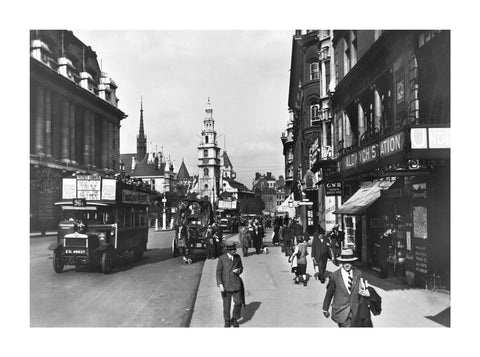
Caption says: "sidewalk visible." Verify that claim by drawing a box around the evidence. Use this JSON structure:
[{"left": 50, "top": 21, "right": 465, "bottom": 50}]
[
  {"left": 29, "top": 227, "right": 175, "bottom": 239},
  {"left": 30, "top": 231, "right": 57, "bottom": 238},
  {"left": 189, "top": 232, "right": 450, "bottom": 327}
]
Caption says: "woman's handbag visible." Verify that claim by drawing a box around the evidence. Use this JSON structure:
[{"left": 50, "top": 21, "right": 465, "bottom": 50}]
[{"left": 289, "top": 254, "right": 298, "bottom": 272}]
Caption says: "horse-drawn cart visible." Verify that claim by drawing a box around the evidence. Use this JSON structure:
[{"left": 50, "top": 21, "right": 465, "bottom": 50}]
[{"left": 172, "top": 198, "right": 215, "bottom": 263}]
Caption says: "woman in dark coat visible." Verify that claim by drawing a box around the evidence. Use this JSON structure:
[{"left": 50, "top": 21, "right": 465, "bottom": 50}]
[
  {"left": 272, "top": 223, "right": 280, "bottom": 246},
  {"left": 289, "top": 236, "right": 309, "bottom": 286}
]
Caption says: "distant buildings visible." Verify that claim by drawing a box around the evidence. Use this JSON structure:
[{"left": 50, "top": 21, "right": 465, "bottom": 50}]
[
  {"left": 252, "top": 172, "right": 287, "bottom": 214},
  {"left": 30, "top": 29, "right": 126, "bottom": 230},
  {"left": 120, "top": 99, "right": 180, "bottom": 194}
]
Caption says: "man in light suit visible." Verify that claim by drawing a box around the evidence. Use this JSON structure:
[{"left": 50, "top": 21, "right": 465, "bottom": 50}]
[
  {"left": 322, "top": 248, "right": 370, "bottom": 327},
  {"left": 216, "top": 241, "right": 245, "bottom": 327}
]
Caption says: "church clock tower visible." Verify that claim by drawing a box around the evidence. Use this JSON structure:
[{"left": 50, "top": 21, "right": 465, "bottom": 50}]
[{"left": 198, "top": 98, "right": 221, "bottom": 204}]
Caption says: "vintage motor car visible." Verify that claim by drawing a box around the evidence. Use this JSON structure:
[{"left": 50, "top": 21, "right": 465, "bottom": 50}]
[{"left": 49, "top": 175, "right": 152, "bottom": 274}]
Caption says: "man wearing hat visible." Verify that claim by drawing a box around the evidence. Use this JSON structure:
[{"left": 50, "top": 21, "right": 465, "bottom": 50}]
[
  {"left": 322, "top": 248, "right": 370, "bottom": 327},
  {"left": 216, "top": 241, "right": 245, "bottom": 327},
  {"left": 327, "top": 223, "right": 345, "bottom": 265}
]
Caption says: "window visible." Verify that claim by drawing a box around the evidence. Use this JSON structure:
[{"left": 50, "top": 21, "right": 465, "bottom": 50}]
[
  {"left": 326, "top": 122, "right": 332, "bottom": 147},
  {"left": 344, "top": 31, "right": 358, "bottom": 76},
  {"left": 204, "top": 168, "right": 209, "bottom": 177},
  {"left": 334, "top": 52, "right": 339, "bottom": 83},
  {"left": 205, "top": 135, "right": 209, "bottom": 144},
  {"left": 344, "top": 36, "right": 351, "bottom": 75},
  {"left": 310, "top": 62, "right": 319, "bottom": 80},
  {"left": 310, "top": 104, "right": 320, "bottom": 125},
  {"left": 351, "top": 31, "right": 358, "bottom": 67},
  {"left": 324, "top": 60, "right": 331, "bottom": 94},
  {"left": 203, "top": 149, "right": 208, "bottom": 157},
  {"left": 337, "top": 117, "right": 343, "bottom": 142}
]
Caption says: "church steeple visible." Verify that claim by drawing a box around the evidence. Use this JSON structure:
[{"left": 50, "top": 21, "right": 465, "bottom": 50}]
[
  {"left": 197, "top": 97, "right": 221, "bottom": 205},
  {"left": 136, "top": 96, "right": 147, "bottom": 161},
  {"left": 203, "top": 96, "right": 215, "bottom": 132}
]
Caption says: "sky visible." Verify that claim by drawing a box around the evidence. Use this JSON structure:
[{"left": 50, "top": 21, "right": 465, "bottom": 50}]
[{"left": 74, "top": 30, "right": 292, "bottom": 188}]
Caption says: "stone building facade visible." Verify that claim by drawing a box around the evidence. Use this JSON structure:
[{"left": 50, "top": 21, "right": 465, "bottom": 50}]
[{"left": 30, "top": 30, "right": 126, "bottom": 230}]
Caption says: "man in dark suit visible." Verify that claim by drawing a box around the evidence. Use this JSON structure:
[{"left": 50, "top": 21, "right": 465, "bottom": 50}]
[
  {"left": 281, "top": 219, "right": 294, "bottom": 257},
  {"left": 291, "top": 217, "right": 303, "bottom": 245},
  {"left": 311, "top": 230, "right": 330, "bottom": 283},
  {"left": 327, "top": 224, "right": 345, "bottom": 265},
  {"left": 322, "top": 249, "right": 370, "bottom": 327},
  {"left": 216, "top": 241, "right": 245, "bottom": 327},
  {"left": 212, "top": 222, "right": 223, "bottom": 258}
]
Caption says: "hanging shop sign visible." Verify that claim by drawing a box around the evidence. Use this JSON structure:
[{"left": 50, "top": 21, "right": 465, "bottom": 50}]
[
  {"left": 341, "top": 131, "right": 406, "bottom": 172},
  {"left": 325, "top": 181, "right": 342, "bottom": 196},
  {"left": 122, "top": 189, "right": 148, "bottom": 204},
  {"left": 410, "top": 127, "right": 450, "bottom": 149},
  {"left": 218, "top": 200, "right": 237, "bottom": 209}
]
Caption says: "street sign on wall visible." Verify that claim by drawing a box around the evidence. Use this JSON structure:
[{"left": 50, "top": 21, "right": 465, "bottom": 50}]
[{"left": 325, "top": 181, "right": 342, "bottom": 196}]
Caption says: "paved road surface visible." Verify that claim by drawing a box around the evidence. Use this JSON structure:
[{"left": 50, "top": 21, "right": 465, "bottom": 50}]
[{"left": 30, "top": 229, "right": 206, "bottom": 327}]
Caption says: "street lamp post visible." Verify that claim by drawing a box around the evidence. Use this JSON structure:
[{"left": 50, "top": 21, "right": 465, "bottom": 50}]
[{"left": 162, "top": 196, "right": 167, "bottom": 230}]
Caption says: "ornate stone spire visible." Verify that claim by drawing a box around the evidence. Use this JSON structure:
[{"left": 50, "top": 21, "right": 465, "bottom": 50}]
[{"left": 136, "top": 96, "right": 147, "bottom": 161}]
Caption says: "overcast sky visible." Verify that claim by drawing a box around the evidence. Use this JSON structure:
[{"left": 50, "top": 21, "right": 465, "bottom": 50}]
[{"left": 74, "top": 30, "right": 292, "bottom": 188}]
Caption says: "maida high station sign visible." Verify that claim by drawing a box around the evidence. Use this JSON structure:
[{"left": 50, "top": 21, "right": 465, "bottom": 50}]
[{"left": 339, "top": 124, "right": 450, "bottom": 177}]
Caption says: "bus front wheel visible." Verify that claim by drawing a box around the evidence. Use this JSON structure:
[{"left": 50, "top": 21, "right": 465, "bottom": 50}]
[
  {"left": 53, "top": 250, "right": 64, "bottom": 273},
  {"left": 101, "top": 252, "right": 112, "bottom": 274}
]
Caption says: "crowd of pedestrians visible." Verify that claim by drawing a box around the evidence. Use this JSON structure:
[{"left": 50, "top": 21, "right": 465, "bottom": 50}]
[{"left": 214, "top": 215, "right": 382, "bottom": 328}]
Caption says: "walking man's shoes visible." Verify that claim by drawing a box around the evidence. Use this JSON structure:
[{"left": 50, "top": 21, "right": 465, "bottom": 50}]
[
  {"left": 231, "top": 318, "right": 239, "bottom": 327},
  {"left": 224, "top": 320, "right": 231, "bottom": 328}
]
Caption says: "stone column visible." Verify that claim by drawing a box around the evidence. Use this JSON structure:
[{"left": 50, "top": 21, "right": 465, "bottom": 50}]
[
  {"left": 322, "top": 121, "right": 327, "bottom": 149},
  {"left": 321, "top": 61, "right": 326, "bottom": 97},
  {"left": 61, "top": 98, "right": 70, "bottom": 161},
  {"left": 34, "top": 85, "right": 44, "bottom": 155},
  {"left": 358, "top": 103, "right": 365, "bottom": 139},
  {"left": 90, "top": 111, "right": 96, "bottom": 168},
  {"left": 83, "top": 109, "right": 90, "bottom": 166},
  {"left": 69, "top": 101, "right": 76, "bottom": 164},
  {"left": 102, "top": 118, "right": 108, "bottom": 170},
  {"left": 115, "top": 123, "right": 120, "bottom": 171},
  {"left": 106, "top": 120, "right": 112, "bottom": 170},
  {"left": 44, "top": 89, "right": 52, "bottom": 157},
  {"left": 374, "top": 89, "right": 382, "bottom": 130}
]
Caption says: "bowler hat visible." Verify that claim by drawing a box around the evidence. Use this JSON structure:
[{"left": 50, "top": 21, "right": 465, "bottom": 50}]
[
  {"left": 224, "top": 241, "right": 236, "bottom": 250},
  {"left": 337, "top": 248, "right": 358, "bottom": 262},
  {"left": 333, "top": 223, "right": 340, "bottom": 229}
]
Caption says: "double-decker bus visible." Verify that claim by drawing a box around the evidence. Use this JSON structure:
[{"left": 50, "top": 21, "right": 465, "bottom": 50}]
[{"left": 49, "top": 175, "right": 153, "bottom": 274}]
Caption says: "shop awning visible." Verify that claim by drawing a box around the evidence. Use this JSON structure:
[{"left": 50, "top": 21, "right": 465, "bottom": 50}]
[
  {"left": 276, "top": 195, "right": 295, "bottom": 217},
  {"left": 333, "top": 179, "right": 396, "bottom": 215}
]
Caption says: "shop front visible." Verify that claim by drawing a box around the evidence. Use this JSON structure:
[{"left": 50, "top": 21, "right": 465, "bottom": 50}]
[
  {"left": 334, "top": 125, "right": 450, "bottom": 287},
  {"left": 333, "top": 179, "right": 397, "bottom": 265}
]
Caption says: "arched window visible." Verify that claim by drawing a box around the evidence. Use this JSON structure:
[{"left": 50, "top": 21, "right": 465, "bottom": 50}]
[
  {"left": 204, "top": 149, "right": 208, "bottom": 157},
  {"left": 310, "top": 62, "right": 319, "bottom": 80},
  {"left": 310, "top": 104, "right": 320, "bottom": 125},
  {"left": 205, "top": 136, "right": 209, "bottom": 144},
  {"left": 204, "top": 168, "right": 209, "bottom": 177}
]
